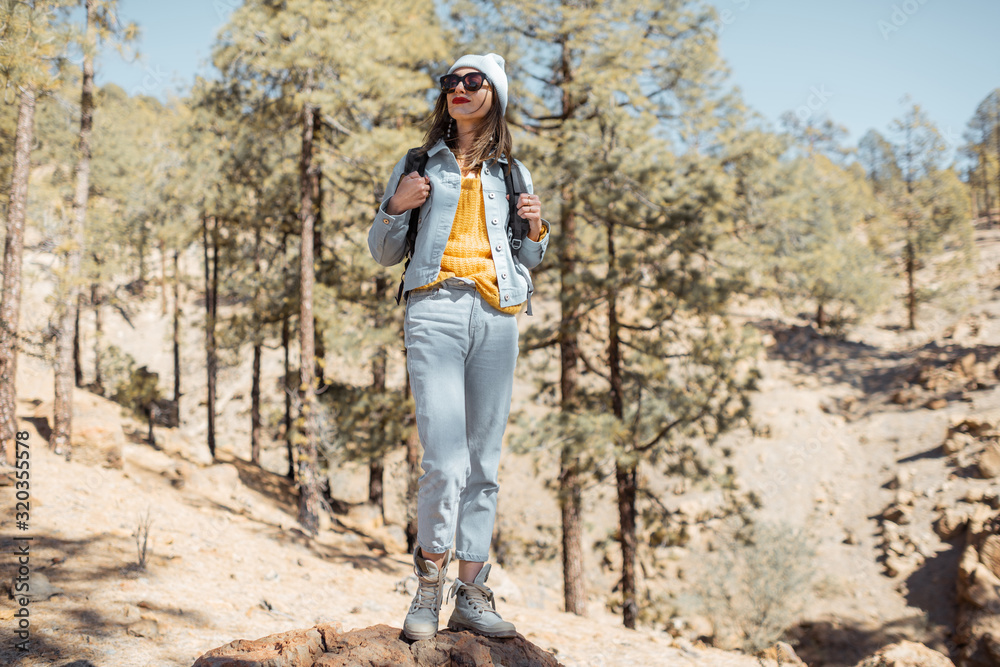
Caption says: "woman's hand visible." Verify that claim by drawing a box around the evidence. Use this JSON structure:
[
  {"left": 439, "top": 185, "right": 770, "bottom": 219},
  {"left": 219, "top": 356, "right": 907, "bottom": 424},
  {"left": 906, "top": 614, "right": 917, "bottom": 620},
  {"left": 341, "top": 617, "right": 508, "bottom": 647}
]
[
  {"left": 516, "top": 193, "right": 543, "bottom": 241},
  {"left": 386, "top": 172, "right": 431, "bottom": 216}
]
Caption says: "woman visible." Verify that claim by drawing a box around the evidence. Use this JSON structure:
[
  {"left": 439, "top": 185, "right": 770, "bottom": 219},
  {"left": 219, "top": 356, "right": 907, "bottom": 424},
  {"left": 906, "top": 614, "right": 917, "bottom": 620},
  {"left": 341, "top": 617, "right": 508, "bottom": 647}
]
[{"left": 368, "top": 53, "right": 549, "bottom": 640}]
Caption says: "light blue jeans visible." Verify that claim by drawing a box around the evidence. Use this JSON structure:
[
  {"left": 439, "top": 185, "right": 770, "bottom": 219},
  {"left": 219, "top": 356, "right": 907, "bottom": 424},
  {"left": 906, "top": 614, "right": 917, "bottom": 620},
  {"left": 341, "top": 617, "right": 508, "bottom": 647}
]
[{"left": 404, "top": 278, "right": 519, "bottom": 562}]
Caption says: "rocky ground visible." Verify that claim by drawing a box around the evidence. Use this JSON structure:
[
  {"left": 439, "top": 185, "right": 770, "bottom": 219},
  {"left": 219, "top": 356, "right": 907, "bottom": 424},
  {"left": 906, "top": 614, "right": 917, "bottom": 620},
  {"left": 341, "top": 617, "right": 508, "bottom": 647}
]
[{"left": 4, "top": 229, "right": 1000, "bottom": 665}]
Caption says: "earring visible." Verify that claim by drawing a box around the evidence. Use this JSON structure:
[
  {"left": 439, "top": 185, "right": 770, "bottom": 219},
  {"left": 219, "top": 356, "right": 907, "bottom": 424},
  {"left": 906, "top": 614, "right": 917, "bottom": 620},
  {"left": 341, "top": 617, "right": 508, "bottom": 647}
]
[{"left": 446, "top": 119, "right": 453, "bottom": 140}]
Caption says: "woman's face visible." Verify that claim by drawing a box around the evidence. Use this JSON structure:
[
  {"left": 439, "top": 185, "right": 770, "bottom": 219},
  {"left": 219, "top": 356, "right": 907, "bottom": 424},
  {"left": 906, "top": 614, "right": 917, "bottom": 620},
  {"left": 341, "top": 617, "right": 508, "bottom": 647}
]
[{"left": 447, "top": 67, "right": 493, "bottom": 125}]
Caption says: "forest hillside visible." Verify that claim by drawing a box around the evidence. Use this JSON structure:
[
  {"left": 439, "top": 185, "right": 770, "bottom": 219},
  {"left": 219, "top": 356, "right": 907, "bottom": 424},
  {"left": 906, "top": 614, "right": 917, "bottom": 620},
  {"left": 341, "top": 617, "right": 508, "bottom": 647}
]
[{"left": 2, "top": 1, "right": 1000, "bottom": 666}]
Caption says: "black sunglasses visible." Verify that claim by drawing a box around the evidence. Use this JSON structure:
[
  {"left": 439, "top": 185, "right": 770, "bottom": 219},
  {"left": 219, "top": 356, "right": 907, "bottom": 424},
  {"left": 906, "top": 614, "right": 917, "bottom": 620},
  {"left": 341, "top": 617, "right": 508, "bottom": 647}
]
[{"left": 440, "top": 72, "right": 490, "bottom": 94}]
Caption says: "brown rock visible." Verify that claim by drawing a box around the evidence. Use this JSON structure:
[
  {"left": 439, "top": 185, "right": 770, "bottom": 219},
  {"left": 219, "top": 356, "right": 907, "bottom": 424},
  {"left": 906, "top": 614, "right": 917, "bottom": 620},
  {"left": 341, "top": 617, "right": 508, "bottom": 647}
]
[
  {"left": 883, "top": 504, "right": 911, "bottom": 525},
  {"left": 954, "top": 352, "right": 977, "bottom": 377},
  {"left": 193, "top": 625, "right": 329, "bottom": 667},
  {"left": 934, "top": 509, "right": 969, "bottom": 540},
  {"left": 853, "top": 640, "right": 955, "bottom": 666},
  {"left": 980, "top": 535, "right": 1000, "bottom": 578},
  {"left": 761, "top": 641, "right": 806, "bottom": 665},
  {"left": 977, "top": 443, "right": 1000, "bottom": 478},
  {"left": 192, "top": 623, "right": 563, "bottom": 667},
  {"left": 950, "top": 418, "right": 996, "bottom": 438},
  {"left": 943, "top": 432, "right": 976, "bottom": 455},
  {"left": 956, "top": 509, "right": 1000, "bottom": 664},
  {"left": 925, "top": 398, "right": 948, "bottom": 410}
]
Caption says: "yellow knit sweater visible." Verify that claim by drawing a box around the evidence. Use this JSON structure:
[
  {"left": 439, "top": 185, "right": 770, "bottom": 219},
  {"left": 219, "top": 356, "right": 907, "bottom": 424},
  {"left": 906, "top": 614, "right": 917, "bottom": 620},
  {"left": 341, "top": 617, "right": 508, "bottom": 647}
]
[{"left": 417, "top": 171, "right": 543, "bottom": 315}]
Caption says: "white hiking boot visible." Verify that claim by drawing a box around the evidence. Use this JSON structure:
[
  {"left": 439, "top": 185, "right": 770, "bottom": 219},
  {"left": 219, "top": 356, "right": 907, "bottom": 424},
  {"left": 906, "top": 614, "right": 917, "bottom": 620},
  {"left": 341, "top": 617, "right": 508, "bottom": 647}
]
[
  {"left": 445, "top": 564, "right": 517, "bottom": 638},
  {"left": 403, "top": 545, "right": 452, "bottom": 641}
]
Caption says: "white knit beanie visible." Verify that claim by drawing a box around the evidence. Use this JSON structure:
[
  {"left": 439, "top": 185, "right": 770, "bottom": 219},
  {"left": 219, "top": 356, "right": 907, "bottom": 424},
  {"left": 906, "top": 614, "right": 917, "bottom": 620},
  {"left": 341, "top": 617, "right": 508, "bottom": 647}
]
[{"left": 447, "top": 53, "right": 508, "bottom": 114}]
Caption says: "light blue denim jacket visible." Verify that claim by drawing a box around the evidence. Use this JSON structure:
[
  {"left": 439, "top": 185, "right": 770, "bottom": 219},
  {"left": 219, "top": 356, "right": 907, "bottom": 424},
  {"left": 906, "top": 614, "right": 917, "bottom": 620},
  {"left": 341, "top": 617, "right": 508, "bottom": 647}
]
[{"left": 368, "top": 139, "right": 550, "bottom": 314}]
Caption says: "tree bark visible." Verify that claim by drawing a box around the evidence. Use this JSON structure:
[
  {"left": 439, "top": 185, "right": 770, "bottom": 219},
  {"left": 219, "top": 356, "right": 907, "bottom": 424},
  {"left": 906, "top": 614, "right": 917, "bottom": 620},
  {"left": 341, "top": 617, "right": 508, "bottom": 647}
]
[
  {"left": 73, "top": 292, "right": 83, "bottom": 387},
  {"left": 172, "top": 251, "right": 181, "bottom": 424},
  {"left": 906, "top": 237, "right": 916, "bottom": 330},
  {"left": 0, "top": 84, "right": 37, "bottom": 463},
  {"left": 159, "top": 240, "right": 167, "bottom": 316},
  {"left": 202, "top": 215, "right": 218, "bottom": 459},
  {"left": 313, "top": 162, "right": 325, "bottom": 389},
  {"left": 558, "top": 184, "right": 587, "bottom": 616},
  {"left": 53, "top": 0, "right": 95, "bottom": 453},
  {"left": 405, "top": 365, "right": 420, "bottom": 553},
  {"left": 296, "top": 93, "right": 322, "bottom": 536},
  {"left": 979, "top": 147, "right": 991, "bottom": 223},
  {"left": 92, "top": 283, "right": 103, "bottom": 395},
  {"left": 616, "top": 463, "right": 638, "bottom": 628},
  {"left": 251, "top": 224, "right": 262, "bottom": 465},
  {"left": 282, "top": 309, "right": 294, "bottom": 481},
  {"left": 608, "top": 219, "right": 637, "bottom": 629},
  {"left": 369, "top": 275, "right": 388, "bottom": 516}
]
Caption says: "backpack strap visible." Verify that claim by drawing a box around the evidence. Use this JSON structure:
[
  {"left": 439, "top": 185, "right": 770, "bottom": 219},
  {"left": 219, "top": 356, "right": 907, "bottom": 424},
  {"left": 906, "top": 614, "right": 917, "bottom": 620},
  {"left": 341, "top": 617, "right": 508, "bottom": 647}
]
[
  {"left": 504, "top": 159, "right": 529, "bottom": 252},
  {"left": 395, "top": 148, "right": 429, "bottom": 305}
]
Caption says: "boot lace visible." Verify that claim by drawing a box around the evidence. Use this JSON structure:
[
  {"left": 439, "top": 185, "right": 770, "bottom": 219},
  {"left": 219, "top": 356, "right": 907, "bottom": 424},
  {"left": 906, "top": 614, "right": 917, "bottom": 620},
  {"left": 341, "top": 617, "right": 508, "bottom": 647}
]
[
  {"left": 447, "top": 579, "right": 496, "bottom": 616},
  {"left": 410, "top": 573, "right": 441, "bottom": 613}
]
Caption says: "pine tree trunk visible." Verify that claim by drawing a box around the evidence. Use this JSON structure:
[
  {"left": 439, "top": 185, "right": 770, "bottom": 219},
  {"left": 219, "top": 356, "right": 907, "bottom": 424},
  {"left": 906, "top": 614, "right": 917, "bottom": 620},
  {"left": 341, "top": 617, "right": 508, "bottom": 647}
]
[
  {"left": 369, "top": 275, "right": 388, "bottom": 517},
  {"left": 53, "top": 1, "right": 95, "bottom": 453},
  {"left": 905, "top": 237, "right": 916, "bottom": 331},
  {"left": 283, "top": 310, "right": 294, "bottom": 481},
  {"left": 137, "top": 223, "right": 147, "bottom": 292},
  {"left": 0, "top": 84, "right": 37, "bottom": 463},
  {"left": 493, "top": 496, "right": 507, "bottom": 566},
  {"left": 559, "top": 455, "right": 585, "bottom": 614},
  {"left": 313, "top": 163, "right": 325, "bottom": 389},
  {"left": 314, "top": 327, "right": 325, "bottom": 390},
  {"left": 160, "top": 240, "right": 168, "bottom": 317},
  {"left": 559, "top": 192, "right": 587, "bottom": 616},
  {"left": 616, "top": 463, "right": 638, "bottom": 628},
  {"left": 92, "top": 283, "right": 103, "bottom": 395},
  {"left": 405, "top": 365, "right": 420, "bottom": 552},
  {"left": 979, "top": 150, "right": 991, "bottom": 222},
  {"left": 251, "top": 225, "right": 262, "bottom": 465},
  {"left": 816, "top": 302, "right": 826, "bottom": 330},
  {"left": 172, "top": 251, "right": 181, "bottom": 425},
  {"left": 608, "top": 221, "right": 637, "bottom": 629},
  {"left": 202, "top": 215, "right": 217, "bottom": 459},
  {"left": 73, "top": 292, "right": 83, "bottom": 387},
  {"left": 296, "top": 95, "right": 322, "bottom": 536}
]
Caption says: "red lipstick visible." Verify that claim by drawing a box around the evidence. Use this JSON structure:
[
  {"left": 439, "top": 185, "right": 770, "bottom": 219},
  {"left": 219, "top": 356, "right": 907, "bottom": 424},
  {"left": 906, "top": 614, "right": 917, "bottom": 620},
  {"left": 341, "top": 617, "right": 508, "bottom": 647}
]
[{"left": 452, "top": 96, "right": 469, "bottom": 104}]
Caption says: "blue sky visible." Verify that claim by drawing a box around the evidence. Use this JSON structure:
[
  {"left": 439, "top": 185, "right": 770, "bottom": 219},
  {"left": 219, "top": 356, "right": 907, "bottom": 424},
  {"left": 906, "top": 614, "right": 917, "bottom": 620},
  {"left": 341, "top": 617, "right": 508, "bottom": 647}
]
[{"left": 95, "top": 0, "right": 1000, "bottom": 163}]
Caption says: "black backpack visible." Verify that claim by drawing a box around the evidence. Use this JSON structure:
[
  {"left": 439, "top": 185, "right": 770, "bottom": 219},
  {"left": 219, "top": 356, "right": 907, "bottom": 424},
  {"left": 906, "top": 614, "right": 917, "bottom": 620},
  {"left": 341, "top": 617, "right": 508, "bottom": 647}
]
[{"left": 394, "top": 147, "right": 531, "bottom": 304}]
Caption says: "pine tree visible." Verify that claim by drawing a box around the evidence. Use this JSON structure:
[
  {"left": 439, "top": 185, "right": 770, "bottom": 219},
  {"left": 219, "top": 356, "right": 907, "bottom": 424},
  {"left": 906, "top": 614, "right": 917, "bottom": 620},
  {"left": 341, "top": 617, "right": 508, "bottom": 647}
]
[
  {"left": 727, "top": 127, "right": 890, "bottom": 330},
  {"left": 963, "top": 89, "right": 1000, "bottom": 223},
  {"left": 51, "top": 0, "right": 136, "bottom": 453},
  {"left": 0, "top": 0, "right": 76, "bottom": 462},
  {"left": 861, "top": 100, "right": 974, "bottom": 330}
]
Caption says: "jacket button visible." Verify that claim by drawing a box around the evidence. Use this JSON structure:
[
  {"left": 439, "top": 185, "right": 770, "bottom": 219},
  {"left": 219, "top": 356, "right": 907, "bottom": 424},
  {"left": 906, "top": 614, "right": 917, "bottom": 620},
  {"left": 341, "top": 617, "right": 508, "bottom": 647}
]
[
  {"left": 382, "top": 218, "right": 390, "bottom": 224},
  {"left": 492, "top": 219, "right": 499, "bottom": 225},
  {"left": 495, "top": 244, "right": 502, "bottom": 251},
  {"left": 501, "top": 272, "right": 507, "bottom": 279},
  {"left": 504, "top": 295, "right": 510, "bottom": 301},
  {"left": 489, "top": 193, "right": 495, "bottom": 199}
]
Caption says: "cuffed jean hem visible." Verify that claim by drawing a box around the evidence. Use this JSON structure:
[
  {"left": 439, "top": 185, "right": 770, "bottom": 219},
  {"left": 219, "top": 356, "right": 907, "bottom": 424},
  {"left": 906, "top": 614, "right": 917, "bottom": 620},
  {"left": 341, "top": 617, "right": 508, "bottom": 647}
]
[
  {"left": 417, "top": 541, "right": 451, "bottom": 556},
  {"left": 454, "top": 549, "right": 489, "bottom": 563}
]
